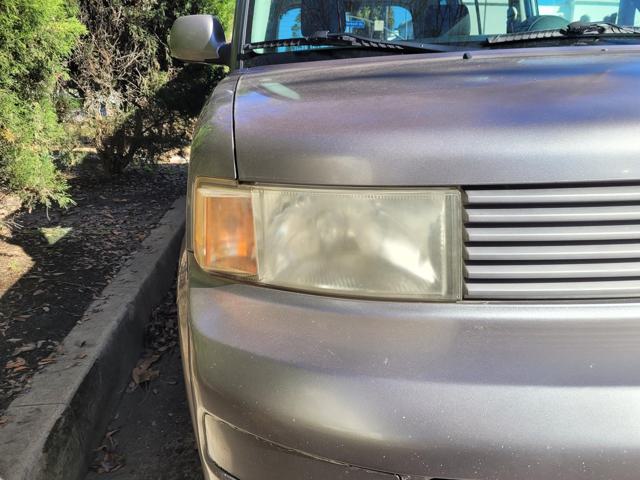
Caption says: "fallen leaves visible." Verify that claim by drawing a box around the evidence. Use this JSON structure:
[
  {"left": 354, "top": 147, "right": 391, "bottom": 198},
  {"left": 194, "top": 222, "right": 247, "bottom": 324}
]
[
  {"left": 127, "top": 354, "right": 160, "bottom": 392},
  {"left": 124, "top": 288, "right": 179, "bottom": 395},
  {"left": 0, "top": 340, "right": 62, "bottom": 404},
  {"left": 0, "top": 165, "right": 186, "bottom": 412},
  {"left": 11, "top": 343, "right": 36, "bottom": 357},
  {"left": 3, "top": 355, "right": 33, "bottom": 398},
  {"left": 5, "top": 357, "right": 27, "bottom": 372},
  {"left": 92, "top": 429, "right": 124, "bottom": 473},
  {"left": 38, "top": 353, "right": 58, "bottom": 367}
]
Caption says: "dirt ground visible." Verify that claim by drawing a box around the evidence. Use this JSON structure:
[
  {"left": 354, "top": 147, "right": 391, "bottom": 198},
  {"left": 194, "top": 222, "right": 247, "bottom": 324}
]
[
  {"left": 0, "top": 164, "right": 187, "bottom": 414},
  {"left": 85, "top": 281, "right": 204, "bottom": 480}
]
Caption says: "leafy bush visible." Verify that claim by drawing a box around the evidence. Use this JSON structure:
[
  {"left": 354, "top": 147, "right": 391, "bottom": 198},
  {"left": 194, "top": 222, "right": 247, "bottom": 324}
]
[
  {"left": 0, "top": 93, "right": 73, "bottom": 208},
  {"left": 95, "top": 65, "right": 225, "bottom": 174},
  {"left": 1, "top": 0, "right": 235, "bottom": 206},
  {"left": 0, "top": 0, "right": 85, "bottom": 208},
  {"left": 71, "top": 0, "right": 232, "bottom": 174},
  {"left": 204, "top": 0, "right": 235, "bottom": 31}
]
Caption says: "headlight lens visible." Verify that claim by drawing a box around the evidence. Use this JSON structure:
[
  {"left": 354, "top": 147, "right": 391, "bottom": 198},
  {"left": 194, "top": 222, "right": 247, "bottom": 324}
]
[{"left": 194, "top": 179, "right": 462, "bottom": 300}]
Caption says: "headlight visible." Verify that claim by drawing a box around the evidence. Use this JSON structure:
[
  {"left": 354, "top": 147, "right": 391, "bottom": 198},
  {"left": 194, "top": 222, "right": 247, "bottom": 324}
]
[{"left": 193, "top": 179, "right": 462, "bottom": 301}]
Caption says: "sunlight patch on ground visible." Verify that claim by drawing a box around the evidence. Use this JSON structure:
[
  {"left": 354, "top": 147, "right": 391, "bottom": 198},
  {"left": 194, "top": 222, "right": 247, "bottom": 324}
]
[
  {"left": 0, "top": 242, "right": 35, "bottom": 299},
  {"left": 39, "top": 226, "right": 73, "bottom": 245}
]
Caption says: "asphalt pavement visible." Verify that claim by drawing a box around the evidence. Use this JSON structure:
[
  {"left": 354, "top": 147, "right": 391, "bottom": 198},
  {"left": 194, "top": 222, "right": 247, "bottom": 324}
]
[{"left": 85, "top": 286, "right": 204, "bottom": 480}]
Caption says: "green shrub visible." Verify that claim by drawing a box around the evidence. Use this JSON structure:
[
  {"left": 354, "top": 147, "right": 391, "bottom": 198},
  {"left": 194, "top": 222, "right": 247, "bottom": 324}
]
[
  {"left": 0, "top": 0, "right": 85, "bottom": 209},
  {"left": 203, "top": 0, "right": 235, "bottom": 31},
  {"left": 0, "top": 92, "right": 74, "bottom": 208},
  {"left": 0, "top": 0, "right": 236, "bottom": 205},
  {"left": 95, "top": 65, "right": 225, "bottom": 175}
]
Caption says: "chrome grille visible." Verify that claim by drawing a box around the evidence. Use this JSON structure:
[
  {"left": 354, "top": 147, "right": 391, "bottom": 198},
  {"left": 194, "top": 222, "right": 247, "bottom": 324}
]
[{"left": 463, "top": 184, "right": 640, "bottom": 300}]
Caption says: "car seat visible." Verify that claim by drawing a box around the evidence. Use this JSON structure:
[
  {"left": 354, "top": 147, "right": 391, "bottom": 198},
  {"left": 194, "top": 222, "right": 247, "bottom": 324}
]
[
  {"left": 413, "top": 0, "right": 471, "bottom": 38},
  {"left": 301, "top": 0, "right": 347, "bottom": 35}
]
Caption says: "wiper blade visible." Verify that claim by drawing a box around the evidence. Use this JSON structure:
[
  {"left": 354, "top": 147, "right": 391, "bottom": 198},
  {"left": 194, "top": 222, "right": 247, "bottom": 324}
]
[
  {"left": 562, "top": 21, "right": 640, "bottom": 35},
  {"left": 488, "top": 21, "right": 640, "bottom": 45},
  {"left": 242, "top": 30, "right": 454, "bottom": 58}
]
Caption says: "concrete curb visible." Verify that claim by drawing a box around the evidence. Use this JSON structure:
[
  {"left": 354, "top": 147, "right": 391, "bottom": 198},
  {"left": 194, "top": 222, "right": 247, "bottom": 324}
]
[{"left": 0, "top": 197, "right": 186, "bottom": 480}]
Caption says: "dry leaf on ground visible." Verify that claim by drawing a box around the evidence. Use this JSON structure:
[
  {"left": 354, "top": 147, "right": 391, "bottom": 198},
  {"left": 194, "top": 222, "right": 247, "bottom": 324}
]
[
  {"left": 5, "top": 357, "right": 27, "bottom": 371},
  {"left": 128, "top": 354, "right": 160, "bottom": 391},
  {"left": 37, "top": 353, "right": 57, "bottom": 366},
  {"left": 12, "top": 343, "right": 36, "bottom": 356},
  {"left": 92, "top": 429, "right": 124, "bottom": 473}
]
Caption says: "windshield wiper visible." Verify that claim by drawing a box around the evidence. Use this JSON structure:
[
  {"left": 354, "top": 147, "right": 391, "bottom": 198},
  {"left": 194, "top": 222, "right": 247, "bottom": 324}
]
[
  {"left": 488, "top": 21, "right": 640, "bottom": 45},
  {"left": 241, "top": 30, "right": 455, "bottom": 58}
]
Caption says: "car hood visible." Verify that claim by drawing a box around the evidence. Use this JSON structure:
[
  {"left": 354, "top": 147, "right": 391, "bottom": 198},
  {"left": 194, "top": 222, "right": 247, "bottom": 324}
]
[{"left": 234, "top": 45, "right": 640, "bottom": 186}]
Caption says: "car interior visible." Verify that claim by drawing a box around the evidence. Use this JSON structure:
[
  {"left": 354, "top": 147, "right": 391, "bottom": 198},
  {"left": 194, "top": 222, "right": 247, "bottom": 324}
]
[{"left": 254, "top": 0, "right": 640, "bottom": 43}]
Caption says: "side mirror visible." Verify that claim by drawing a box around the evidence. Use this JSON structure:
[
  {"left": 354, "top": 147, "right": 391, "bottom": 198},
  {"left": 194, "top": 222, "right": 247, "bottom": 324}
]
[{"left": 170, "top": 15, "right": 230, "bottom": 65}]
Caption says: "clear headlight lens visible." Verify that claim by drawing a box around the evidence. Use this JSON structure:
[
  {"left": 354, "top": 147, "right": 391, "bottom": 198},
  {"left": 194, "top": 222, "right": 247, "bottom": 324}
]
[{"left": 193, "top": 179, "right": 462, "bottom": 300}]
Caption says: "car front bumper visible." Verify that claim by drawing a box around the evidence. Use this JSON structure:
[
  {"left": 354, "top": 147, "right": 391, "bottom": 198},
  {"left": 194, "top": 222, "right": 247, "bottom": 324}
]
[{"left": 178, "top": 251, "right": 640, "bottom": 480}]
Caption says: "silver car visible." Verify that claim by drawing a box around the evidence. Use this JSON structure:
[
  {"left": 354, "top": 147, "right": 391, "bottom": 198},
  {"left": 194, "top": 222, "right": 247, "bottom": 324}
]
[{"left": 171, "top": 0, "right": 640, "bottom": 477}]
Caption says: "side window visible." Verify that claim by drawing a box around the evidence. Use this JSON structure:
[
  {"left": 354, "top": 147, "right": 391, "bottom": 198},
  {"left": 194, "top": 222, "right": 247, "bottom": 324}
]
[{"left": 278, "top": 7, "right": 302, "bottom": 38}]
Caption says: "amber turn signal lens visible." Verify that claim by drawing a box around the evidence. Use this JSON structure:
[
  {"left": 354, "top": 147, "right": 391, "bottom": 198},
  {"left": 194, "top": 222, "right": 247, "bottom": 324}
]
[{"left": 193, "top": 184, "right": 257, "bottom": 276}]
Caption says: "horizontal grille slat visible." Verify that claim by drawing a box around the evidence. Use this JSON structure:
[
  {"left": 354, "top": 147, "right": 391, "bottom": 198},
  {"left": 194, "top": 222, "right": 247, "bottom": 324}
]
[
  {"left": 466, "top": 280, "right": 640, "bottom": 299},
  {"left": 466, "top": 205, "right": 640, "bottom": 223},
  {"left": 465, "top": 185, "right": 640, "bottom": 204},
  {"left": 463, "top": 184, "right": 640, "bottom": 300},
  {"left": 466, "top": 243, "right": 640, "bottom": 261},
  {"left": 466, "top": 261, "right": 640, "bottom": 280},
  {"left": 466, "top": 224, "right": 640, "bottom": 242}
]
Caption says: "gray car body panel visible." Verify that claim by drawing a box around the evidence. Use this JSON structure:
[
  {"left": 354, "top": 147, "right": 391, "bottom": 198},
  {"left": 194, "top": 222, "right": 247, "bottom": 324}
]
[
  {"left": 185, "top": 73, "right": 240, "bottom": 248},
  {"left": 182, "top": 254, "right": 640, "bottom": 480},
  {"left": 232, "top": 44, "right": 640, "bottom": 187}
]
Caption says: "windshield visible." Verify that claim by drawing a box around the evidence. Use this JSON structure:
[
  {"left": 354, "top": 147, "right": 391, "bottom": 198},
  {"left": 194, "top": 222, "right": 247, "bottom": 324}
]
[{"left": 247, "top": 0, "right": 640, "bottom": 48}]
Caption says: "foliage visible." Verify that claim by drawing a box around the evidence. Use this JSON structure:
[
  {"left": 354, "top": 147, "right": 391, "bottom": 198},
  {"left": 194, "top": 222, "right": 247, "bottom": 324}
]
[
  {"left": 0, "top": 0, "right": 235, "bottom": 206},
  {"left": 72, "top": 0, "right": 232, "bottom": 174},
  {"left": 204, "top": 0, "right": 235, "bottom": 31},
  {"left": 95, "top": 65, "right": 225, "bottom": 174},
  {"left": 0, "top": 0, "right": 85, "bottom": 208},
  {"left": 0, "top": 95, "right": 74, "bottom": 208}
]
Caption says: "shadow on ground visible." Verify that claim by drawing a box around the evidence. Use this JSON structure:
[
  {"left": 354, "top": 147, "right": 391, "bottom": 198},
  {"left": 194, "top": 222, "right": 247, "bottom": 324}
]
[
  {"left": 85, "top": 281, "right": 203, "bottom": 480},
  {"left": 0, "top": 164, "right": 187, "bottom": 413}
]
